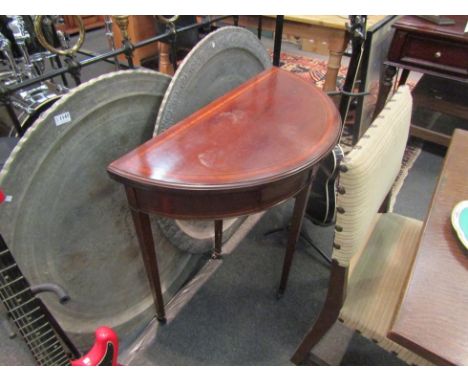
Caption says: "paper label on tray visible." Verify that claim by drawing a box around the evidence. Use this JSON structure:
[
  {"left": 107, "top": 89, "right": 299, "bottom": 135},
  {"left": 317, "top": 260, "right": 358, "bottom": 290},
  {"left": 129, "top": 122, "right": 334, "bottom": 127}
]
[{"left": 54, "top": 112, "right": 71, "bottom": 127}]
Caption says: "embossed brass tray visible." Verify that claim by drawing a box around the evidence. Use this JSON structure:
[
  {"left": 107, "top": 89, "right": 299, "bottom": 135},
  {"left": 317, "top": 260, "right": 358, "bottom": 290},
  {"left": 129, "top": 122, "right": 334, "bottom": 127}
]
[{"left": 0, "top": 70, "right": 203, "bottom": 350}]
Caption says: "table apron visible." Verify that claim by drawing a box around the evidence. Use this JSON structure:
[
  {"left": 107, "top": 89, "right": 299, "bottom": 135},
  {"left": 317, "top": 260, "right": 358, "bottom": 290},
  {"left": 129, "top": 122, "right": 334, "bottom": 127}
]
[{"left": 125, "top": 169, "right": 314, "bottom": 219}]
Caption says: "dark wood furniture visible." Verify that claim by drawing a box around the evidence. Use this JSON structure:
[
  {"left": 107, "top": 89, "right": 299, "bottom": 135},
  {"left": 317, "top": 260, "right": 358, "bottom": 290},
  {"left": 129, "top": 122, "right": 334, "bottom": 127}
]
[
  {"left": 389, "top": 128, "right": 468, "bottom": 366},
  {"left": 375, "top": 15, "right": 468, "bottom": 146},
  {"left": 107, "top": 67, "right": 341, "bottom": 322},
  {"left": 62, "top": 16, "right": 105, "bottom": 34}
]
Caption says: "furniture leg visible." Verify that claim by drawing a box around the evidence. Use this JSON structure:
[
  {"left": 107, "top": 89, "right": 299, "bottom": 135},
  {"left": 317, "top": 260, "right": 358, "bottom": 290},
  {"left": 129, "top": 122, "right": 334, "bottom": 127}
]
[
  {"left": 291, "top": 261, "right": 347, "bottom": 365},
  {"left": 398, "top": 68, "right": 410, "bottom": 87},
  {"left": 291, "top": 303, "right": 340, "bottom": 365},
  {"left": 323, "top": 33, "right": 350, "bottom": 92},
  {"left": 212, "top": 219, "right": 223, "bottom": 259},
  {"left": 277, "top": 181, "right": 312, "bottom": 297},
  {"left": 127, "top": 197, "right": 166, "bottom": 323},
  {"left": 158, "top": 41, "right": 174, "bottom": 75}
]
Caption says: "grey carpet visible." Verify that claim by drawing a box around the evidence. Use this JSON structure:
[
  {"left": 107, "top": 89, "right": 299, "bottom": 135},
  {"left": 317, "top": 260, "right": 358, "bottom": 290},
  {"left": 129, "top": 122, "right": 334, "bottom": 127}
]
[
  {"left": 126, "top": 205, "right": 405, "bottom": 366},
  {"left": 393, "top": 141, "right": 445, "bottom": 221}
]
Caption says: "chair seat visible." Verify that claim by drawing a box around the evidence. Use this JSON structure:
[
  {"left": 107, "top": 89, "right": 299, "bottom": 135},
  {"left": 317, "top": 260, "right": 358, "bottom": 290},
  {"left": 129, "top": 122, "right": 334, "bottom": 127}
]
[{"left": 339, "top": 213, "right": 432, "bottom": 365}]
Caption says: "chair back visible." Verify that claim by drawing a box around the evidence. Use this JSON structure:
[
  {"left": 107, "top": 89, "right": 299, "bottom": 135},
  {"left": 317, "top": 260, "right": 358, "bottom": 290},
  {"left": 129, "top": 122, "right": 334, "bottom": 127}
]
[{"left": 332, "top": 86, "right": 413, "bottom": 267}]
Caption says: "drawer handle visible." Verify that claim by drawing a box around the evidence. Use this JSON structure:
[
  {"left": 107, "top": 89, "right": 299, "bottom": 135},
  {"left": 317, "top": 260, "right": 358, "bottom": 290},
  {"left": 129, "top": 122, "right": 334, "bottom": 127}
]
[{"left": 434, "top": 51, "right": 442, "bottom": 59}]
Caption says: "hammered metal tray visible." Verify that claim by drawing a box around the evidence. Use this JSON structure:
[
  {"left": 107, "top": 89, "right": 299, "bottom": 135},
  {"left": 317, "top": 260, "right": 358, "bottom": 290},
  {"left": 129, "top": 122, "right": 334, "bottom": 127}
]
[{"left": 0, "top": 70, "right": 202, "bottom": 350}]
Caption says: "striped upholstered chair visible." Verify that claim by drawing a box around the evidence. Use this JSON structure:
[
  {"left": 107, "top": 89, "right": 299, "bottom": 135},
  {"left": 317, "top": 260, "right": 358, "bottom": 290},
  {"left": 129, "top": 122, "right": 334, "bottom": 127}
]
[{"left": 291, "top": 86, "right": 432, "bottom": 366}]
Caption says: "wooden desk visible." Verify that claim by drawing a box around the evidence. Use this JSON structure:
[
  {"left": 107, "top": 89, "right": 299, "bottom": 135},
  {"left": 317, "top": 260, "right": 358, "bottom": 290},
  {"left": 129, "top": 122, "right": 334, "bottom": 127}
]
[
  {"left": 389, "top": 129, "right": 468, "bottom": 365},
  {"left": 221, "top": 16, "right": 385, "bottom": 92},
  {"left": 107, "top": 67, "right": 341, "bottom": 321},
  {"left": 375, "top": 15, "right": 468, "bottom": 146}
]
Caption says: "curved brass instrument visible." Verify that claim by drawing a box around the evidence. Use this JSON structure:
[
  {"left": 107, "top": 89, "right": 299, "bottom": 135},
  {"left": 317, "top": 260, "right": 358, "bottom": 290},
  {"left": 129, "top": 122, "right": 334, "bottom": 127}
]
[
  {"left": 112, "top": 15, "right": 130, "bottom": 40},
  {"left": 34, "top": 15, "right": 85, "bottom": 56},
  {"left": 156, "top": 15, "right": 180, "bottom": 25}
]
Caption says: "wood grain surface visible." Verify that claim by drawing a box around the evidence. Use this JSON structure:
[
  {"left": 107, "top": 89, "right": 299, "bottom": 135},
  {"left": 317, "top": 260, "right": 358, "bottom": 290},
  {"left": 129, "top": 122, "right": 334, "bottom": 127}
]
[
  {"left": 387, "top": 16, "right": 468, "bottom": 81},
  {"left": 392, "top": 16, "right": 468, "bottom": 43},
  {"left": 108, "top": 67, "right": 340, "bottom": 191},
  {"left": 389, "top": 129, "right": 468, "bottom": 365}
]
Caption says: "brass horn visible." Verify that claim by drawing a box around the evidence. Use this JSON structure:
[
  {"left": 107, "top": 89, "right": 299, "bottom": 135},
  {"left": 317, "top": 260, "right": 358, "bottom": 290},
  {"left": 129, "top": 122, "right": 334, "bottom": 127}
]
[
  {"left": 156, "top": 15, "right": 180, "bottom": 25},
  {"left": 113, "top": 15, "right": 130, "bottom": 41},
  {"left": 34, "top": 15, "right": 85, "bottom": 56}
]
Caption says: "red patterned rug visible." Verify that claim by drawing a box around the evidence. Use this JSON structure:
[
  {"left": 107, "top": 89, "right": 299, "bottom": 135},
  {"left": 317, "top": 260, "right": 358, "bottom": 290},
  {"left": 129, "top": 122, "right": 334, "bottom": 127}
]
[
  {"left": 278, "top": 52, "right": 348, "bottom": 90},
  {"left": 277, "top": 51, "right": 422, "bottom": 210}
]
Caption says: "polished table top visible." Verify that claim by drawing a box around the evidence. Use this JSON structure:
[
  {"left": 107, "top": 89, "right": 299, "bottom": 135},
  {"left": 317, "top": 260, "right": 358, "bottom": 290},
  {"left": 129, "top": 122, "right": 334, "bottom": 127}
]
[
  {"left": 108, "top": 67, "right": 340, "bottom": 193},
  {"left": 267, "top": 15, "right": 386, "bottom": 30},
  {"left": 393, "top": 15, "right": 468, "bottom": 43},
  {"left": 389, "top": 129, "right": 468, "bottom": 365}
]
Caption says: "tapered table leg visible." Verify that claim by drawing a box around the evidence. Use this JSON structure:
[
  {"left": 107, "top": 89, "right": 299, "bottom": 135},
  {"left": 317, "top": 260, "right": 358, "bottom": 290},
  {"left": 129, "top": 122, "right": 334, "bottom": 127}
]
[
  {"left": 212, "top": 219, "right": 223, "bottom": 259},
  {"left": 278, "top": 180, "right": 313, "bottom": 297},
  {"left": 127, "top": 192, "right": 166, "bottom": 323}
]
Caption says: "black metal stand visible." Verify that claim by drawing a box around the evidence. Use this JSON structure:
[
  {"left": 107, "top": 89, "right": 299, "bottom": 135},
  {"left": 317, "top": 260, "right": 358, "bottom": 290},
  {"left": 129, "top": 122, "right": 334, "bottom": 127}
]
[
  {"left": 273, "top": 16, "right": 284, "bottom": 67},
  {"left": 263, "top": 224, "right": 332, "bottom": 267},
  {"left": 0, "top": 15, "right": 234, "bottom": 99},
  {"left": 257, "top": 16, "right": 263, "bottom": 39},
  {"left": 30, "top": 282, "right": 80, "bottom": 358}
]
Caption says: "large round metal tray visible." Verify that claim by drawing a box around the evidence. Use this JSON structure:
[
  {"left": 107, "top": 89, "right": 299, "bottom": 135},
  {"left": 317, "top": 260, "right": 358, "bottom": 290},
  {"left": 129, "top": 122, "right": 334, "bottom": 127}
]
[
  {"left": 154, "top": 26, "right": 272, "bottom": 254},
  {"left": 0, "top": 70, "right": 202, "bottom": 350}
]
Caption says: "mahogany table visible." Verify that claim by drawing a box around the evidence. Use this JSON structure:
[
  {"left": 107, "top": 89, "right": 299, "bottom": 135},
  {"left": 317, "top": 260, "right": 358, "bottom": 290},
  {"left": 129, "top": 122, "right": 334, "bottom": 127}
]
[
  {"left": 375, "top": 15, "right": 468, "bottom": 146},
  {"left": 388, "top": 129, "right": 468, "bottom": 365},
  {"left": 107, "top": 67, "right": 341, "bottom": 322}
]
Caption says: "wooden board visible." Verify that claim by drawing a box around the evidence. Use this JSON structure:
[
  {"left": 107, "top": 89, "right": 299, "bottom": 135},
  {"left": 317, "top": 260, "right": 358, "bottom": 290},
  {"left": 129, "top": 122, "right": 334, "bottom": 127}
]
[{"left": 389, "top": 129, "right": 468, "bottom": 365}]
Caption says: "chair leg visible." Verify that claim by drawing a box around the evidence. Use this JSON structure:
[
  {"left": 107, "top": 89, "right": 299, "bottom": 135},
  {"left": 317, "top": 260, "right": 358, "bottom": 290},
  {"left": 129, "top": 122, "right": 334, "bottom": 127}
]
[
  {"left": 291, "top": 303, "right": 341, "bottom": 365},
  {"left": 291, "top": 261, "right": 347, "bottom": 365}
]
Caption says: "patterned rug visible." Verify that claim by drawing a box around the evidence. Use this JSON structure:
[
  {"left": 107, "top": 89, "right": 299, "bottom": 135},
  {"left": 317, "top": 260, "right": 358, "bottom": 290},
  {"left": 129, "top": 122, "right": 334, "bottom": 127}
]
[{"left": 276, "top": 51, "right": 422, "bottom": 210}]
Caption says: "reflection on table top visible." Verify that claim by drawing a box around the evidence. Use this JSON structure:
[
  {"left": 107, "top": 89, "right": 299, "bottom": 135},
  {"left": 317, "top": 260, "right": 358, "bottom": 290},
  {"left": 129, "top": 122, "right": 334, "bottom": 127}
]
[{"left": 108, "top": 67, "right": 341, "bottom": 191}]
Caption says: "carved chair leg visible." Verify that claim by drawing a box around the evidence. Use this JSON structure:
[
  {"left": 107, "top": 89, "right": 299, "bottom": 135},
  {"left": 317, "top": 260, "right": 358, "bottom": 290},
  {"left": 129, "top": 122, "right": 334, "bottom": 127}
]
[{"left": 291, "top": 261, "right": 347, "bottom": 365}]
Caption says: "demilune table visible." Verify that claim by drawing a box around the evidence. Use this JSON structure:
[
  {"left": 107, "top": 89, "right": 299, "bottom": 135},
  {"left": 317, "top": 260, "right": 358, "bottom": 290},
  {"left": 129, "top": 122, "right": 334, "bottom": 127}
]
[{"left": 107, "top": 67, "right": 341, "bottom": 322}]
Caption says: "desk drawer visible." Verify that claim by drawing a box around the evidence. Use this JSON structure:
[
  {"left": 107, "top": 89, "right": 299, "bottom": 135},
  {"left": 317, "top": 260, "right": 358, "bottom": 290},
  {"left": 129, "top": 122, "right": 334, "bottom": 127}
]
[{"left": 389, "top": 31, "right": 468, "bottom": 78}]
